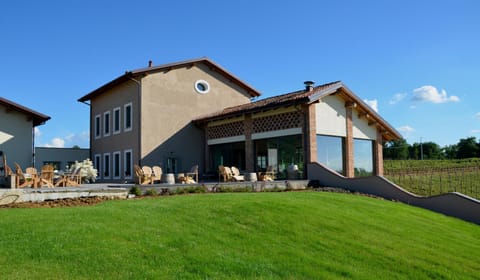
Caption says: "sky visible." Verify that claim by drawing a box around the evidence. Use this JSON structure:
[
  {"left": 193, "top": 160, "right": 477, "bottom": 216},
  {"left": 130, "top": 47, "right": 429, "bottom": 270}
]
[{"left": 1, "top": 0, "right": 479, "bottom": 148}]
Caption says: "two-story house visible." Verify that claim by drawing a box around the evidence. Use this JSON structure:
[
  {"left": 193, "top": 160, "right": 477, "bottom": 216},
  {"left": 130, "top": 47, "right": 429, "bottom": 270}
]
[{"left": 79, "top": 57, "right": 400, "bottom": 183}]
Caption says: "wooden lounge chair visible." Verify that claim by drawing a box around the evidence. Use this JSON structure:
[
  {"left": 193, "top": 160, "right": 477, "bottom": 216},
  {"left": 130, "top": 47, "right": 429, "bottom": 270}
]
[
  {"left": 134, "top": 164, "right": 152, "bottom": 185},
  {"left": 259, "top": 165, "right": 276, "bottom": 181},
  {"left": 38, "top": 165, "right": 55, "bottom": 188},
  {"left": 25, "top": 166, "right": 41, "bottom": 188},
  {"left": 185, "top": 165, "right": 198, "bottom": 183},
  {"left": 142, "top": 166, "right": 155, "bottom": 185},
  {"left": 231, "top": 166, "right": 245, "bottom": 182},
  {"left": 152, "top": 166, "right": 163, "bottom": 183},
  {"left": 219, "top": 166, "right": 234, "bottom": 182},
  {"left": 55, "top": 167, "right": 82, "bottom": 187},
  {"left": 218, "top": 165, "right": 230, "bottom": 182},
  {"left": 14, "top": 163, "right": 35, "bottom": 188}
]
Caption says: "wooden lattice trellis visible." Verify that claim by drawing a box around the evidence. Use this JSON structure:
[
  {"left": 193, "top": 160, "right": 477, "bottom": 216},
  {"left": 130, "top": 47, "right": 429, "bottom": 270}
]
[
  {"left": 206, "top": 111, "right": 303, "bottom": 140},
  {"left": 207, "top": 121, "right": 244, "bottom": 139},
  {"left": 252, "top": 111, "right": 302, "bottom": 133}
]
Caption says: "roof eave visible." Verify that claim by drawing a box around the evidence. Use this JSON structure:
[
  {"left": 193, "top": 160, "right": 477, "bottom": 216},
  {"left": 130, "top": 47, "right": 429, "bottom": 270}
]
[
  {"left": 333, "top": 83, "right": 402, "bottom": 140},
  {"left": 0, "top": 97, "right": 51, "bottom": 126}
]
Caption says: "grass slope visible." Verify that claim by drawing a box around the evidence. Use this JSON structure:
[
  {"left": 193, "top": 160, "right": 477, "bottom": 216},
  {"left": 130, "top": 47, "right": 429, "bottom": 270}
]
[{"left": 0, "top": 192, "right": 479, "bottom": 279}]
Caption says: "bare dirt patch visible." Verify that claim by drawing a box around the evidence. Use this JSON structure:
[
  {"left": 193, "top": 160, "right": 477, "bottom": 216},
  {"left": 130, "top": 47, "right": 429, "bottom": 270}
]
[{"left": 0, "top": 196, "right": 115, "bottom": 209}]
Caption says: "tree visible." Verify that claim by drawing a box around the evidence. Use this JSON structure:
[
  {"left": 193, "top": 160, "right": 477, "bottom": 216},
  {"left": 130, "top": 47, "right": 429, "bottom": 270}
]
[
  {"left": 442, "top": 144, "right": 458, "bottom": 159},
  {"left": 456, "top": 137, "right": 479, "bottom": 159},
  {"left": 384, "top": 139, "right": 409, "bottom": 160},
  {"left": 72, "top": 145, "right": 80, "bottom": 149},
  {"left": 408, "top": 142, "right": 442, "bottom": 159}
]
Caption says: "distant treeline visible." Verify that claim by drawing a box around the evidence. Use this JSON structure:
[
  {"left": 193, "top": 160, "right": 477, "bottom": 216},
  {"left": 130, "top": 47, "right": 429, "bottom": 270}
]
[{"left": 383, "top": 136, "right": 480, "bottom": 160}]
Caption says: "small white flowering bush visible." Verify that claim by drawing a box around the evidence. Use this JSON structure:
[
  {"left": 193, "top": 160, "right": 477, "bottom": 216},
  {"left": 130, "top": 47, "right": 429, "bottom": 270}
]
[{"left": 69, "top": 158, "right": 98, "bottom": 183}]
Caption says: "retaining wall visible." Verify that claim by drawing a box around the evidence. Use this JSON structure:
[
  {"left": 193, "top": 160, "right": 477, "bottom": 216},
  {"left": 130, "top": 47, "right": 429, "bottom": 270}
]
[
  {"left": 307, "top": 162, "right": 480, "bottom": 225},
  {"left": 0, "top": 187, "right": 129, "bottom": 205}
]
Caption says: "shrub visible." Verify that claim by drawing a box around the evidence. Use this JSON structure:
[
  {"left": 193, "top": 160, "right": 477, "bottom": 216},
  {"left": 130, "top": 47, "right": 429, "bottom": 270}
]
[
  {"left": 145, "top": 189, "right": 158, "bottom": 196},
  {"left": 129, "top": 186, "right": 142, "bottom": 196}
]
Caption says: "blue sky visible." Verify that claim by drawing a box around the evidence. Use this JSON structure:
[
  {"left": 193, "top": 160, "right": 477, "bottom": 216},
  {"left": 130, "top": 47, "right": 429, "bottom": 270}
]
[{"left": 1, "top": 0, "right": 479, "bottom": 148}]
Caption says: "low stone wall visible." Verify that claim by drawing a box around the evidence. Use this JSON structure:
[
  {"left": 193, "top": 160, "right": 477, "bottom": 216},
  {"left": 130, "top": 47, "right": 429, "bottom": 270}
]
[
  {"left": 134, "top": 180, "right": 310, "bottom": 194},
  {"left": 307, "top": 162, "right": 480, "bottom": 225}
]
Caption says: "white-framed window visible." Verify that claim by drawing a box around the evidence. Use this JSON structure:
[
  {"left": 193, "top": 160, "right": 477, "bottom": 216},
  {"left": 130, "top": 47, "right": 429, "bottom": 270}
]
[
  {"left": 104, "top": 111, "right": 111, "bottom": 137},
  {"left": 124, "top": 149, "right": 133, "bottom": 179},
  {"left": 95, "top": 114, "right": 101, "bottom": 139},
  {"left": 113, "top": 151, "right": 121, "bottom": 179},
  {"left": 124, "top": 103, "right": 133, "bottom": 132},
  {"left": 94, "top": 154, "right": 101, "bottom": 179},
  {"left": 194, "top": 80, "right": 210, "bottom": 94},
  {"left": 103, "top": 153, "right": 111, "bottom": 179},
  {"left": 113, "top": 107, "right": 121, "bottom": 134}
]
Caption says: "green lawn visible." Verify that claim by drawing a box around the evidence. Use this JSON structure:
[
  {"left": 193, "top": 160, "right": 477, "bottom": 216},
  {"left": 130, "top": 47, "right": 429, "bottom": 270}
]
[{"left": 1, "top": 192, "right": 479, "bottom": 279}]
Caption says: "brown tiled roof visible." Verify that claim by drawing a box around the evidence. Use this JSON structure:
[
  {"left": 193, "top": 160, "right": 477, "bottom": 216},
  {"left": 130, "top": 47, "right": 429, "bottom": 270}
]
[
  {"left": 0, "top": 97, "right": 50, "bottom": 126},
  {"left": 194, "top": 81, "right": 402, "bottom": 141},
  {"left": 78, "top": 57, "right": 261, "bottom": 102},
  {"left": 194, "top": 81, "right": 342, "bottom": 122}
]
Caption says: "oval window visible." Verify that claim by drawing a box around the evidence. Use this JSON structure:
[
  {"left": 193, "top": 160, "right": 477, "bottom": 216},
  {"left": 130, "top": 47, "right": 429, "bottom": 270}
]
[{"left": 194, "top": 80, "right": 210, "bottom": 94}]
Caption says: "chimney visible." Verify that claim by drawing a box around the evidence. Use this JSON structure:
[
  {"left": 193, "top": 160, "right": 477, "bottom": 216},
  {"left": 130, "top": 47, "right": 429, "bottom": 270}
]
[
  {"left": 148, "top": 60, "right": 153, "bottom": 67},
  {"left": 304, "top": 81, "right": 315, "bottom": 92}
]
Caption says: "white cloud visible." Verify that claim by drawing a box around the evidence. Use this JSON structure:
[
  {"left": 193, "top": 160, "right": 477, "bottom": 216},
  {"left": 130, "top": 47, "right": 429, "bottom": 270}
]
[
  {"left": 412, "top": 85, "right": 460, "bottom": 103},
  {"left": 363, "top": 99, "right": 378, "bottom": 112},
  {"left": 34, "top": 127, "right": 42, "bottom": 137},
  {"left": 471, "top": 129, "right": 480, "bottom": 134},
  {"left": 389, "top": 93, "right": 407, "bottom": 105},
  {"left": 397, "top": 125, "right": 415, "bottom": 133},
  {"left": 44, "top": 137, "right": 65, "bottom": 148}
]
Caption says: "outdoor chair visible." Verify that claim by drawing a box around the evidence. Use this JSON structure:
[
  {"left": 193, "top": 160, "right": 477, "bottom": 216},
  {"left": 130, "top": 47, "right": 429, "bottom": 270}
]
[
  {"left": 259, "top": 165, "right": 276, "bottom": 181},
  {"left": 231, "top": 166, "right": 245, "bottom": 181},
  {"left": 185, "top": 165, "right": 198, "bottom": 183},
  {"left": 152, "top": 166, "right": 163, "bottom": 183},
  {"left": 218, "top": 165, "right": 231, "bottom": 182},
  {"left": 142, "top": 166, "right": 155, "bottom": 185},
  {"left": 14, "top": 163, "right": 35, "bottom": 188},
  {"left": 134, "top": 164, "right": 152, "bottom": 185},
  {"left": 55, "top": 166, "right": 82, "bottom": 187},
  {"left": 219, "top": 166, "right": 234, "bottom": 182},
  {"left": 38, "top": 165, "right": 55, "bottom": 188},
  {"left": 25, "top": 167, "right": 40, "bottom": 188}
]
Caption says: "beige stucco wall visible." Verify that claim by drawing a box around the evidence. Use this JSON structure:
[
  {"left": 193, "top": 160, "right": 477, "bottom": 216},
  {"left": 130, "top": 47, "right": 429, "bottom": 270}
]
[
  {"left": 141, "top": 63, "right": 252, "bottom": 173},
  {"left": 315, "top": 95, "right": 347, "bottom": 137},
  {"left": 316, "top": 94, "right": 377, "bottom": 140},
  {"left": 352, "top": 111, "right": 377, "bottom": 140},
  {"left": 0, "top": 104, "right": 35, "bottom": 169},
  {"left": 90, "top": 81, "right": 140, "bottom": 180}
]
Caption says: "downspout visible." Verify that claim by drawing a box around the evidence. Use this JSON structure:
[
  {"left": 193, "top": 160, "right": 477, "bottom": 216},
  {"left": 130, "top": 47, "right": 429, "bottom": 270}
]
[
  {"left": 32, "top": 126, "right": 35, "bottom": 167},
  {"left": 79, "top": 101, "right": 92, "bottom": 161},
  {"left": 128, "top": 75, "right": 142, "bottom": 166}
]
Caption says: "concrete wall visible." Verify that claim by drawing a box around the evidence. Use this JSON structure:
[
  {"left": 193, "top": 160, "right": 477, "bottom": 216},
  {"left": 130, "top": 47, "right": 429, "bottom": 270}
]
[
  {"left": 35, "top": 147, "right": 90, "bottom": 170},
  {"left": 307, "top": 162, "right": 480, "bottom": 225},
  {"left": 140, "top": 63, "right": 252, "bottom": 174},
  {"left": 0, "top": 103, "right": 35, "bottom": 168}
]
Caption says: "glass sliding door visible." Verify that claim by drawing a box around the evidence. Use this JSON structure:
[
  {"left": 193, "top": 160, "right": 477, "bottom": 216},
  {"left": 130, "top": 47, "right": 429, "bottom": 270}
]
[
  {"left": 254, "top": 135, "right": 304, "bottom": 179},
  {"left": 210, "top": 142, "right": 245, "bottom": 171}
]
